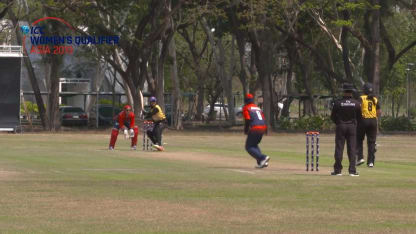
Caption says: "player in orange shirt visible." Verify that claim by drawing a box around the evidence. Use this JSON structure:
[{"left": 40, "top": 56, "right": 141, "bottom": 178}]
[
  {"left": 108, "top": 105, "right": 139, "bottom": 150},
  {"left": 242, "top": 93, "right": 270, "bottom": 168}
]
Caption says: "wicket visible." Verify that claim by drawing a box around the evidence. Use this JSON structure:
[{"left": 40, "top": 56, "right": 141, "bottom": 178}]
[
  {"left": 306, "top": 131, "right": 320, "bottom": 171},
  {"left": 142, "top": 120, "right": 154, "bottom": 151}
]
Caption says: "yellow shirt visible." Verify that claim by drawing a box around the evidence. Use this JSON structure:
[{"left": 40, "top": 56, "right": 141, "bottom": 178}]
[
  {"left": 152, "top": 105, "right": 166, "bottom": 122},
  {"left": 360, "top": 95, "right": 378, "bottom": 119}
]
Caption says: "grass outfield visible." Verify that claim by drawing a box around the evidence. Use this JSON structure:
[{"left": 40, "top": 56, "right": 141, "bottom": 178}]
[{"left": 0, "top": 131, "right": 415, "bottom": 233}]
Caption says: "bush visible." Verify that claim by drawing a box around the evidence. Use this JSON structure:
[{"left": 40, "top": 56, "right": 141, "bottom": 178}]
[
  {"left": 409, "top": 108, "right": 416, "bottom": 119},
  {"left": 277, "top": 116, "right": 416, "bottom": 132},
  {"left": 20, "top": 101, "right": 39, "bottom": 114},
  {"left": 276, "top": 116, "right": 334, "bottom": 132},
  {"left": 380, "top": 116, "right": 414, "bottom": 131},
  {"left": 276, "top": 117, "right": 292, "bottom": 130}
]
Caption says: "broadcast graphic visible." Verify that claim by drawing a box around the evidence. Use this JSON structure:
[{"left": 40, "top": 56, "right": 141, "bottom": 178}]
[{"left": 21, "top": 17, "right": 120, "bottom": 55}]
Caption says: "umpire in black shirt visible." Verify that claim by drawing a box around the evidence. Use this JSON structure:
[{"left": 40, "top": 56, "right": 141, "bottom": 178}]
[{"left": 330, "top": 83, "right": 362, "bottom": 176}]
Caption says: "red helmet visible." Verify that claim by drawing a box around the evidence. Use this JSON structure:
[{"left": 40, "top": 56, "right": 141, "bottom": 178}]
[
  {"left": 244, "top": 93, "right": 254, "bottom": 104},
  {"left": 123, "top": 105, "right": 132, "bottom": 111},
  {"left": 245, "top": 93, "right": 253, "bottom": 99}
]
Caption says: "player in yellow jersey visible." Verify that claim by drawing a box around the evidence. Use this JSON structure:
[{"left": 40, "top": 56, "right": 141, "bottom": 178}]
[
  {"left": 356, "top": 83, "right": 381, "bottom": 168},
  {"left": 143, "top": 96, "right": 167, "bottom": 151}
]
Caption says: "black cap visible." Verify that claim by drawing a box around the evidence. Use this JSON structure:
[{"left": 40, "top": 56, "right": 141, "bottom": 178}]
[{"left": 342, "top": 83, "right": 355, "bottom": 92}]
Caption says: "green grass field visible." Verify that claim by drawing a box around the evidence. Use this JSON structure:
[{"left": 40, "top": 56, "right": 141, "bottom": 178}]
[{"left": 0, "top": 131, "right": 415, "bottom": 233}]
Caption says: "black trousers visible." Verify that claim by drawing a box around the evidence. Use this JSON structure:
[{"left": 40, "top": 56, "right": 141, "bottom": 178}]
[
  {"left": 245, "top": 131, "right": 267, "bottom": 164},
  {"left": 357, "top": 118, "right": 377, "bottom": 164},
  {"left": 146, "top": 121, "right": 166, "bottom": 146},
  {"left": 334, "top": 123, "right": 357, "bottom": 173}
]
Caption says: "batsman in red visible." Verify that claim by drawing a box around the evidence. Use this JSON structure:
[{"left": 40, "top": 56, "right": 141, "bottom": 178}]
[
  {"left": 243, "top": 93, "right": 270, "bottom": 168},
  {"left": 108, "top": 105, "right": 139, "bottom": 150}
]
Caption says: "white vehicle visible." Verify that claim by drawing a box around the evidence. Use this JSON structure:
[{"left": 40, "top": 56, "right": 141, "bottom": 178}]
[{"left": 203, "top": 103, "right": 242, "bottom": 120}]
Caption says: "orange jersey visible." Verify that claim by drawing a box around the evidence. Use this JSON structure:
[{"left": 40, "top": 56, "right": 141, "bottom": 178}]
[
  {"left": 243, "top": 103, "right": 267, "bottom": 132},
  {"left": 117, "top": 111, "right": 135, "bottom": 129}
]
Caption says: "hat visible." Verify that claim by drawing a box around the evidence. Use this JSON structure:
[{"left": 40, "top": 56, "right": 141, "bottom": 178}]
[
  {"left": 149, "top": 96, "right": 157, "bottom": 102},
  {"left": 342, "top": 83, "right": 355, "bottom": 92},
  {"left": 363, "top": 83, "right": 373, "bottom": 95},
  {"left": 244, "top": 93, "right": 254, "bottom": 104},
  {"left": 123, "top": 105, "right": 132, "bottom": 110}
]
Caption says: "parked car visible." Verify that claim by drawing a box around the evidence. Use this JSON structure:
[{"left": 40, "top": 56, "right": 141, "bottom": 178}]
[
  {"left": 89, "top": 104, "right": 121, "bottom": 126},
  {"left": 59, "top": 106, "right": 88, "bottom": 126},
  {"left": 235, "top": 105, "right": 243, "bottom": 118},
  {"left": 203, "top": 103, "right": 242, "bottom": 120}
]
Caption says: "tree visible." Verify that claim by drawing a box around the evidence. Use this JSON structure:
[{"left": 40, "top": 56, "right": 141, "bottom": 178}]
[
  {"left": 65, "top": 0, "right": 185, "bottom": 117},
  {"left": 8, "top": 2, "right": 50, "bottom": 129},
  {"left": 177, "top": 21, "right": 210, "bottom": 121},
  {"left": 0, "top": 0, "right": 12, "bottom": 20}
]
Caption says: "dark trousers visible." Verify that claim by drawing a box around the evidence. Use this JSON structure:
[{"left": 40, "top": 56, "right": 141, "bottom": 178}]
[
  {"left": 146, "top": 121, "right": 165, "bottom": 146},
  {"left": 245, "top": 131, "right": 267, "bottom": 164},
  {"left": 357, "top": 118, "right": 377, "bottom": 164},
  {"left": 334, "top": 123, "right": 357, "bottom": 173}
]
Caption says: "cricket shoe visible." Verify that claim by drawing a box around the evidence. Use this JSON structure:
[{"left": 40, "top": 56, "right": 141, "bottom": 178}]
[
  {"left": 356, "top": 159, "right": 365, "bottom": 166},
  {"left": 367, "top": 163, "right": 374, "bottom": 168},
  {"left": 256, "top": 162, "right": 269, "bottom": 168},
  {"left": 349, "top": 172, "right": 360, "bottom": 177},
  {"left": 330, "top": 172, "right": 342, "bottom": 176},
  {"left": 131, "top": 146, "right": 137, "bottom": 150},
  {"left": 256, "top": 156, "right": 270, "bottom": 169},
  {"left": 152, "top": 144, "right": 164, "bottom": 151},
  {"left": 109, "top": 146, "right": 114, "bottom": 150}
]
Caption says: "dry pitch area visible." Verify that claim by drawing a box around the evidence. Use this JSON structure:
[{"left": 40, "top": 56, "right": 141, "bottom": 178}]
[{"left": 0, "top": 131, "right": 415, "bottom": 233}]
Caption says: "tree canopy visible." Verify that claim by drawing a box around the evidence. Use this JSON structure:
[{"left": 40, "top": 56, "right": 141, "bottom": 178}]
[{"left": 1, "top": 0, "right": 415, "bottom": 129}]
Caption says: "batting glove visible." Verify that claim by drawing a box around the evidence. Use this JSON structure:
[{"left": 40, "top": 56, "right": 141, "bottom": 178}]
[{"left": 129, "top": 129, "right": 134, "bottom": 138}]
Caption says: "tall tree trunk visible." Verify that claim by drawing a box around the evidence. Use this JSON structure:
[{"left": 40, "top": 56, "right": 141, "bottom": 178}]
[
  {"left": 8, "top": 9, "right": 49, "bottom": 129},
  {"left": 250, "top": 28, "right": 278, "bottom": 128},
  {"left": 281, "top": 71, "right": 294, "bottom": 118},
  {"left": 196, "top": 84, "right": 205, "bottom": 121},
  {"left": 201, "top": 17, "right": 235, "bottom": 125},
  {"left": 371, "top": 0, "right": 381, "bottom": 96},
  {"left": 298, "top": 49, "right": 317, "bottom": 116},
  {"left": 256, "top": 45, "right": 273, "bottom": 128},
  {"left": 249, "top": 44, "right": 257, "bottom": 93},
  {"left": 217, "top": 37, "right": 236, "bottom": 124},
  {"left": 363, "top": 10, "right": 372, "bottom": 81},
  {"left": 226, "top": 4, "right": 249, "bottom": 96},
  {"left": 178, "top": 23, "right": 208, "bottom": 121},
  {"left": 341, "top": 9, "right": 353, "bottom": 82},
  {"left": 395, "top": 96, "right": 401, "bottom": 117},
  {"left": 47, "top": 56, "right": 61, "bottom": 131},
  {"left": 236, "top": 36, "right": 249, "bottom": 95},
  {"left": 156, "top": 41, "right": 165, "bottom": 110},
  {"left": 114, "top": 50, "right": 134, "bottom": 107},
  {"left": 169, "top": 34, "right": 183, "bottom": 129},
  {"left": 155, "top": 28, "right": 175, "bottom": 113}
]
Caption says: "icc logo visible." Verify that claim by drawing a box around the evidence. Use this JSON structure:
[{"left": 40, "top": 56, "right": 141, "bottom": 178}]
[
  {"left": 20, "top": 25, "right": 44, "bottom": 35},
  {"left": 20, "top": 25, "right": 30, "bottom": 35}
]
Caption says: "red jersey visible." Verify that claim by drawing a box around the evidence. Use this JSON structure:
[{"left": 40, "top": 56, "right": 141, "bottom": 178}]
[
  {"left": 243, "top": 103, "right": 267, "bottom": 132},
  {"left": 116, "top": 111, "right": 135, "bottom": 129}
]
